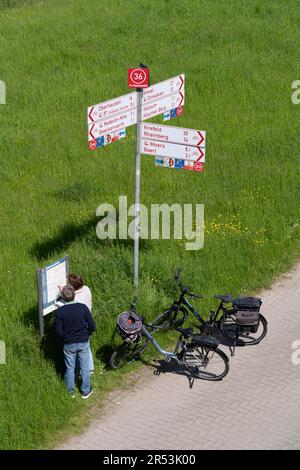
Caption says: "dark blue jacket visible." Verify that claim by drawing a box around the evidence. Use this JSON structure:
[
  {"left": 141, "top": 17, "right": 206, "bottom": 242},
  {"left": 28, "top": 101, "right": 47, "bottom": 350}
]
[{"left": 55, "top": 302, "right": 96, "bottom": 344}]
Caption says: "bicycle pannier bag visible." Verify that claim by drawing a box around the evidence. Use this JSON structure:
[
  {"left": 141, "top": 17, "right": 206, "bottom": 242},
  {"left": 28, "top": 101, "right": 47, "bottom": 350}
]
[
  {"left": 233, "top": 297, "right": 262, "bottom": 333},
  {"left": 117, "top": 311, "right": 143, "bottom": 342},
  {"left": 192, "top": 334, "right": 219, "bottom": 350},
  {"left": 233, "top": 297, "right": 262, "bottom": 311}
]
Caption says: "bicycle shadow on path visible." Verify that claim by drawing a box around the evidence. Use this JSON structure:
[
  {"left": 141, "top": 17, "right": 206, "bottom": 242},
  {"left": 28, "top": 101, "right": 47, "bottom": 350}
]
[
  {"left": 144, "top": 358, "right": 198, "bottom": 389},
  {"left": 204, "top": 324, "right": 249, "bottom": 356}
]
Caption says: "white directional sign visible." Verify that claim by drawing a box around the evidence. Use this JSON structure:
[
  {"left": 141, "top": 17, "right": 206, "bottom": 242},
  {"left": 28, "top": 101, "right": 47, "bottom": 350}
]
[
  {"left": 87, "top": 92, "right": 137, "bottom": 125},
  {"left": 88, "top": 109, "right": 137, "bottom": 141},
  {"left": 87, "top": 74, "right": 185, "bottom": 143},
  {"left": 87, "top": 74, "right": 184, "bottom": 126},
  {"left": 142, "top": 91, "right": 184, "bottom": 121},
  {"left": 141, "top": 139, "right": 205, "bottom": 162},
  {"left": 141, "top": 122, "right": 206, "bottom": 147},
  {"left": 88, "top": 92, "right": 185, "bottom": 141},
  {"left": 142, "top": 74, "right": 184, "bottom": 104}
]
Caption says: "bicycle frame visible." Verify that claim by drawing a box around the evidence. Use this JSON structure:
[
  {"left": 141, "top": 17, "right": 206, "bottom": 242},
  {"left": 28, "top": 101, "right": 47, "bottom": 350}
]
[
  {"left": 176, "top": 284, "right": 234, "bottom": 326},
  {"left": 179, "top": 296, "right": 205, "bottom": 324},
  {"left": 141, "top": 325, "right": 178, "bottom": 361},
  {"left": 141, "top": 324, "right": 218, "bottom": 364}
]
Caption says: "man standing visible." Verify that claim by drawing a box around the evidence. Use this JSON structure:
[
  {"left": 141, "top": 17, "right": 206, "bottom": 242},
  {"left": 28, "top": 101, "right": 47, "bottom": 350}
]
[
  {"left": 55, "top": 285, "right": 96, "bottom": 398},
  {"left": 66, "top": 273, "right": 94, "bottom": 373}
]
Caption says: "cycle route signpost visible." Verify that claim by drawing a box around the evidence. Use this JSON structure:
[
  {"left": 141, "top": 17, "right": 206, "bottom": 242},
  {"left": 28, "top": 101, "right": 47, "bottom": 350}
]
[{"left": 87, "top": 66, "right": 206, "bottom": 303}]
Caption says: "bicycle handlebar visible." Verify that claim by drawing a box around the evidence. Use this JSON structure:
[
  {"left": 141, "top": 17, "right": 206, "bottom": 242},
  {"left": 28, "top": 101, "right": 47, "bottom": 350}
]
[
  {"left": 189, "top": 292, "right": 204, "bottom": 299},
  {"left": 174, "top": 269, "right": 203, "bottom": 299}
]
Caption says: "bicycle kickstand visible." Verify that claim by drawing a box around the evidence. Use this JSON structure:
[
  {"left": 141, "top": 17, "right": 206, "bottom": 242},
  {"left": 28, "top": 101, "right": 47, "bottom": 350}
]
[
  {"left": 188, "top": 376, "right": 195, "bottom": 389},
  {"left": 229, "top": 339, "right": 236, "bottom": 357}
]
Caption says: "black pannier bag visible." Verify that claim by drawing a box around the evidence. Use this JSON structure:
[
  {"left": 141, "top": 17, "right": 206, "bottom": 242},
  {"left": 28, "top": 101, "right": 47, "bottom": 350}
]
[
  {"left": 233, "top": 297, "right": 262, "bottom": 311},
  {"left": 117, "top": 311, "right": 143, "bottom": 342},
  {"left": 192, "top": 334, "right": 219, "bottom": 350},
  {"left": 233, "top": 297, "right": 262, "bottom": 333}
]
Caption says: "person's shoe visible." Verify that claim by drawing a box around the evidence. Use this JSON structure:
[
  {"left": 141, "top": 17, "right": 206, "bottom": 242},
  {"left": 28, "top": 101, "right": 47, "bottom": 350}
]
[
  {"left": 82, "top": 387, "right": 93, "bottom": 399},
  {"left": 69, "top": 392, "right": 75, "bottom": 398}
]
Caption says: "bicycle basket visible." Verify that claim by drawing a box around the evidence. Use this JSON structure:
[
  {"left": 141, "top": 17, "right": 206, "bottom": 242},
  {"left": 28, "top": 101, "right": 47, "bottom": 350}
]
[{"left": 116, "top": 311, "right": 143, "bottom": 342}]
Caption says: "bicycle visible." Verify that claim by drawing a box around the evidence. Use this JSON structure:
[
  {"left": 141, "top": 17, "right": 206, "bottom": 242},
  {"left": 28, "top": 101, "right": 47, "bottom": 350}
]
[
  {"left": 109, "top": 312, "right": 229, "bottom": 381},
  {"left": 151, "top": 270, "right": 268, "bottom": 355},
  {"left": 149, "top": 270, "right": 203, "bottom": 331}
]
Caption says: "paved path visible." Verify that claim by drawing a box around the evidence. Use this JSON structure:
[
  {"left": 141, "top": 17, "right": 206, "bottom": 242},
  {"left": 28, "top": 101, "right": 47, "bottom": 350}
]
[{"left": 58, "top": 262, "right": 300, "bottom": 450}]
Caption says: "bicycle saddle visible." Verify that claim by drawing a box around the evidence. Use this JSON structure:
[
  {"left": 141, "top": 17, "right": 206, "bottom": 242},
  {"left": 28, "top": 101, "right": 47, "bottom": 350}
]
[
  {"left": 213, "top": 294, "right": 233, "bottom": 303},
  {"left": 177, "top": 327, "right": 193, "bottom": 339}
]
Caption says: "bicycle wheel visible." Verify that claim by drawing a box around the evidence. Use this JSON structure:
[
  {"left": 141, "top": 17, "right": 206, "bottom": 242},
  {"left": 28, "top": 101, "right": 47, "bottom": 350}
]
[
  {"left": 110, "top": 337, "right": 149, "bottom": 369},
  {"left": 151, "top": 306, "right": 188, "bottom": 331},
  {"left": 220, "top": 313, "right": 268, "bottom": 346},
  {"left": 180, "top": 344, "right": 229, "bottom": 381}
]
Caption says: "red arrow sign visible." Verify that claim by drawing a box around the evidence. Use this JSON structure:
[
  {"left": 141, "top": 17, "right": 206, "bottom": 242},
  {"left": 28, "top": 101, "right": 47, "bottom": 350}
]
[
  {"left": 179, "top": 75, "right": 184, "bottom": 91},
  {"left": 88, "top": 106, "right": 95, "bottom": 123},
  {"left": 196, "top": 148, "right": 205, "bottom": 161},
  {"left": 89, "top": 124, "right": 96, "bottom": 140},
  {"left": 197, "top": 131, "right": 205, "bottom": 146},
  {"left": 178, "top": 92, "right": 184, "bottom": 107}
]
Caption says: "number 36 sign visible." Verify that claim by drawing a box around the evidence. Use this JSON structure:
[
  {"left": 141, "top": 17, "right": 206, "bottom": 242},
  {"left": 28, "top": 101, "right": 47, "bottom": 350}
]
[{"left": 128, "top": 68, "right": 149, "bottom": 88}]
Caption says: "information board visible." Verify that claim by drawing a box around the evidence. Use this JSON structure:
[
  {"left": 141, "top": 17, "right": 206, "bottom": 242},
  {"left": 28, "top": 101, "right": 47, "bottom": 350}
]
[{"left": 36, "top": 256, "right": 69, "bottom": 337}]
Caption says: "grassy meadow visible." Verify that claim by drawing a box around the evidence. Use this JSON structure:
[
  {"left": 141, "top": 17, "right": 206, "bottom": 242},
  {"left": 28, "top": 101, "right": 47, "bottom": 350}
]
[{"left": 0, "top": 0, "right": 299, "bottom": 449}]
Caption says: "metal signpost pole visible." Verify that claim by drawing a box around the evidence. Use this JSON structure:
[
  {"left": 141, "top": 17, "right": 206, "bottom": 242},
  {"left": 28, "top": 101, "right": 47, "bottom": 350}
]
[
  {"left": 36, "top": 269, "right": 45, "bottom": 338},
  {"left": 133, "top": 87, "right": 143, "bottom": 306}
]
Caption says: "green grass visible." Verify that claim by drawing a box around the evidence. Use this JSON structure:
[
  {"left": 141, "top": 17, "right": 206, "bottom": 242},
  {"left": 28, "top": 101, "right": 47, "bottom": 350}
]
[{"left": 0, "top": 0, "right": 299, "bottom": 449}]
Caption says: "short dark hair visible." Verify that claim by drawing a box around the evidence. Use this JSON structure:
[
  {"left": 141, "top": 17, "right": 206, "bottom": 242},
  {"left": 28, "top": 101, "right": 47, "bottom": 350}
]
[
  {"left": 61, "top": 285, "right": 75, "bottom": 302},
  {"left": 67, "top": 273, "right": 84, "bottom": 290}
]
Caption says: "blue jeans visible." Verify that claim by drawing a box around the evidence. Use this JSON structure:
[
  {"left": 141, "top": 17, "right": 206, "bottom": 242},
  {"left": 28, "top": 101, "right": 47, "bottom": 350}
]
[
  {"left": 63, "top": 342, "right": 90, "bottom": 395},
  {"left": 75, "top": 340, "right": 94, "bottom": 373}
]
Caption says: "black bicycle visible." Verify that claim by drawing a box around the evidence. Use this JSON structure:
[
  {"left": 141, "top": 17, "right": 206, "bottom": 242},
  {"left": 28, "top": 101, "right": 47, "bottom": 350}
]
[
  {"left": 110, "top": 311, "right": 229, "bottom": 381},
  {"left": 151, "top": 270, "right": 268, "bottom": 355}
]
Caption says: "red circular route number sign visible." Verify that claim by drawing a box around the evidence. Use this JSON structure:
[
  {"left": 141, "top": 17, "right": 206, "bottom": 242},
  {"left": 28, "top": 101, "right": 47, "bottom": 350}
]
[
  {"left": 89, "top": 140, "right": 97, "bottom": 151},
  {"left": 128, "top": 68, "right": 149, "bottom": 88},
  {"left": 193, "top": 162, "right": 204, "bottom": 172}
]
